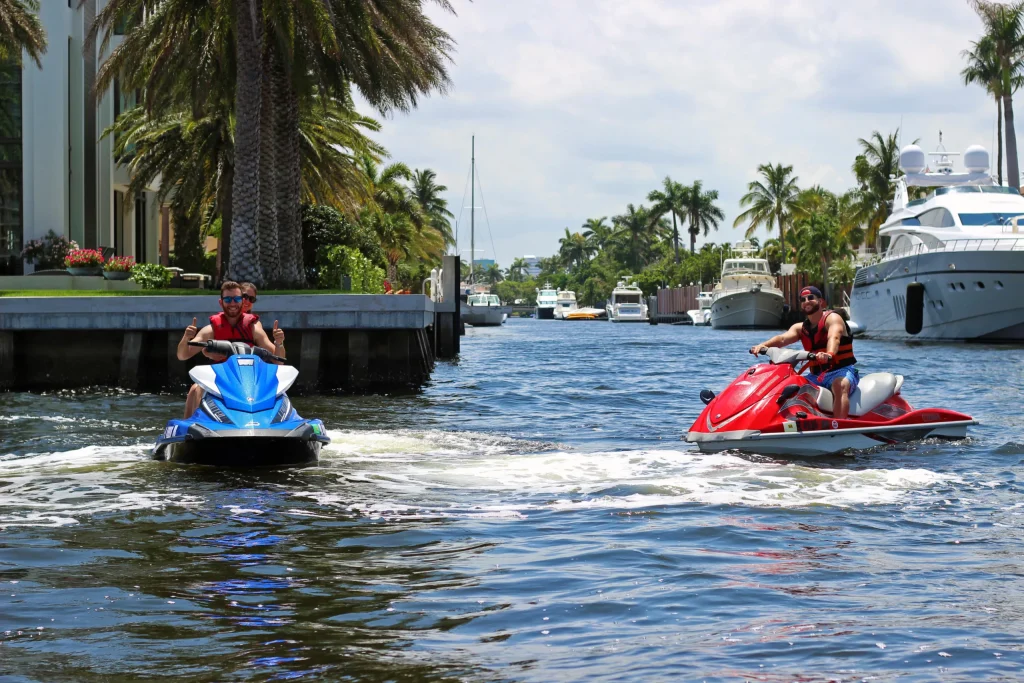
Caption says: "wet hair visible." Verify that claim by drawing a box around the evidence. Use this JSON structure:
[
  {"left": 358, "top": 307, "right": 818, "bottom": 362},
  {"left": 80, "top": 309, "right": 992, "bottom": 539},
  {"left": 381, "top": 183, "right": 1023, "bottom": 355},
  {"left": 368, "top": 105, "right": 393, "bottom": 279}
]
[{"left": 220, "top": 280, "right": 242, "bottom": 295}]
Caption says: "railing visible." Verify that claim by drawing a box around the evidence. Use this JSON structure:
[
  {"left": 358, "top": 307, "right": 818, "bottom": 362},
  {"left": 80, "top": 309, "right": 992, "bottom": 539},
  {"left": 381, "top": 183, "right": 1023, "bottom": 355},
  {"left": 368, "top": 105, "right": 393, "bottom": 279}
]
[{"left": 882, "top": 237, "right": 1024, "bottom": 262}]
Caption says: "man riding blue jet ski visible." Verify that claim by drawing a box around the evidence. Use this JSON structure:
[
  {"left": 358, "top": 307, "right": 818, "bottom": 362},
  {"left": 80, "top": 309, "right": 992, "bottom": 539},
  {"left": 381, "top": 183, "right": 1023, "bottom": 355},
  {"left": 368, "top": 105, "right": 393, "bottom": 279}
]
[{"left": 153, "top": 281, "right": 329, "bottom": 467}]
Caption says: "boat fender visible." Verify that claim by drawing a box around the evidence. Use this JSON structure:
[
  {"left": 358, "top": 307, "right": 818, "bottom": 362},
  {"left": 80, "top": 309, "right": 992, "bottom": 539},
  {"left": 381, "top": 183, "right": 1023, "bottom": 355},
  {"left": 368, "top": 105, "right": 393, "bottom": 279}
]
[{"left": 905, "top": 282, "right": 924, "bottom": 335}]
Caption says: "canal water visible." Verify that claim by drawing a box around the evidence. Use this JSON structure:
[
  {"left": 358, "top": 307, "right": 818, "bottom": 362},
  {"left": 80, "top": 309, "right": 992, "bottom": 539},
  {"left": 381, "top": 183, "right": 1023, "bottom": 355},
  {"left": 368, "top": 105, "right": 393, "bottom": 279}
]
[{"left": 1, "top": 320, "right": 1022, "bottom": 681}]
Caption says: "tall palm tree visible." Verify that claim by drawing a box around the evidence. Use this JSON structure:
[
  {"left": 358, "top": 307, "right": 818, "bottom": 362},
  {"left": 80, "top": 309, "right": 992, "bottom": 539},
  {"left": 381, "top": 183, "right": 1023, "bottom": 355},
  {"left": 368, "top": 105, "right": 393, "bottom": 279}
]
[
  {"left": 733, "top": 163, "right": 800, "bottom": 261},
  {"left": 483, "top": 262, "right": 503, "bottom": 284},
  {"left": 558, "top": 228, "right": 595, "bottom": 270},
  {"left": 680, "top": 180, "right": 724, "bottom": 253},
  {"left": 506, "top": 256, "right": 528, "bottom": 282},
  {"left": 410, "top": 168, "right": 455, "bottom": 248},
  {"left": 612, "top": 204, "right": 656, "bottom": 271},
  {"left": 963, "top": 36, "right": 1007, "bottom": 184},
  {"left": 971, "top": 0, "right": 1024, "bottom": 190},
  {"left": 791, "top": 213, "right": 854, "bottom": 302},
  {"left": 647, "top": 177, "right": 688, "bottom": 262},
  {"left": 581, "top": 216, "right": 612, "bottom": 251},
  {"left": 0, "top": 0, "right": 46, "bottom": 67},
  {"left": 852, "top": 130, "right": 906, "bottom": 247}
]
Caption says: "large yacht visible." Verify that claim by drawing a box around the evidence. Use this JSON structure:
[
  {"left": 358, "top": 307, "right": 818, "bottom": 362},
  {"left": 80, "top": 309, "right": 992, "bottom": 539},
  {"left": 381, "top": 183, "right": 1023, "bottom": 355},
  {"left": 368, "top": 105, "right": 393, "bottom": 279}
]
[
  {"left": 606, "top": 278, "right": 648, "bottom": 322},
  {"left": 709, "top": 243, "right": 785, "bottom": 328},
  {"left": 535, "top": 284, "right": 558, "bottom": 319},
  {"left": 850, "top": 142, "right": 1024, "bottom": 341},
  {"left": 462, "top": 293, "right": 510, "bottom": 327},
  {"left": 553, "top": 290, "right": 578, "bottom": 319}
]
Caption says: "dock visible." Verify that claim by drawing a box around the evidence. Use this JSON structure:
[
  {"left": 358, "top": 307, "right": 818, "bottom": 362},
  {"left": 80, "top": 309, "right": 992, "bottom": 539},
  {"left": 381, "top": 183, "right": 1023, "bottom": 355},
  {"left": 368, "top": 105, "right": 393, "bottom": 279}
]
[{"left": 0, "top": 257, "right": 461, "bottom": 393}]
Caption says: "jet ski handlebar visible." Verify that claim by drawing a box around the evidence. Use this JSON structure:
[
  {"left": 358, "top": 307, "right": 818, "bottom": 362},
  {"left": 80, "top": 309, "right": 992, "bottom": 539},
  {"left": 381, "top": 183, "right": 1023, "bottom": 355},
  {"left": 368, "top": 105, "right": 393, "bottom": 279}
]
[
  {"left": 188, "top": 340, "right": 287, "bottom": 363},
  {"left": 756, "top": 347, "right": 820, "bottom": 365}
]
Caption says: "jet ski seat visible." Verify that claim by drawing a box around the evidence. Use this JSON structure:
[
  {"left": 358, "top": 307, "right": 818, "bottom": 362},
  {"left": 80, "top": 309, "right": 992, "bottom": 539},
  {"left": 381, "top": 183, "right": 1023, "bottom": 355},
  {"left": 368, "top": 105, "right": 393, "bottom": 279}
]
[{"left": 815, "top": 372, "right": 904, "bottom": 416}]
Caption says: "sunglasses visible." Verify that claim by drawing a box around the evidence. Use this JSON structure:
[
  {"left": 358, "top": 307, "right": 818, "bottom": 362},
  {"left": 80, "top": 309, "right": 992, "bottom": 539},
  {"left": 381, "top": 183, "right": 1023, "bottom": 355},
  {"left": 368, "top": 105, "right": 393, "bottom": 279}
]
[
  {"left": 799, "top": 295, "right": 819, "bottom": 302},
  {"left": 221, "top": 295, "right": 244, "bottom": 304},
  {"left": 243, "top": 294, "right": 257, "bottom": 303}
]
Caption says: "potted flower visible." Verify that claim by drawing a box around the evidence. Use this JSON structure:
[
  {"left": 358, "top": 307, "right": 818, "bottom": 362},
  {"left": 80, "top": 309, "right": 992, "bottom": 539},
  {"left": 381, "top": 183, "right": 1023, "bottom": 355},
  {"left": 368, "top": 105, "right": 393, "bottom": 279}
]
[
  {"left": 22, "top": 231, "right": 79, "bottom": 271},
  {"left": 103, "top": 255, "right": 135, "bottom": 280},
  {"left": 65, "top": 248, "right": 105, "bottom": 276}
]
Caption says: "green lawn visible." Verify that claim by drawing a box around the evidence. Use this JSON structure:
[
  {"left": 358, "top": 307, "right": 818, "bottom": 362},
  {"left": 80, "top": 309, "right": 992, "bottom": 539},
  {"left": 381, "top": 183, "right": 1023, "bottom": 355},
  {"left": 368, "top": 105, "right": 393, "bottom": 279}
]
[{"left": 0, "top": 289, "right": 354, "bottom": 297}]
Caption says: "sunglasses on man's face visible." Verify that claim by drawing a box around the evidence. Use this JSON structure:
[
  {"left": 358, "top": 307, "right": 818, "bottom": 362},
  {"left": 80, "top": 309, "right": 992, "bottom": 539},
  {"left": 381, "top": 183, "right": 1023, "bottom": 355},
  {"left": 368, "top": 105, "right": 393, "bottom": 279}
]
[
  {"left": 221, "top": 295, "right": 244, "bottom": 304},
  {"left": 243, "top": 294, "right": 257, "bottom": 303},
  {"left": 800, "top": 295, "right": 819, "bottom": 302}
]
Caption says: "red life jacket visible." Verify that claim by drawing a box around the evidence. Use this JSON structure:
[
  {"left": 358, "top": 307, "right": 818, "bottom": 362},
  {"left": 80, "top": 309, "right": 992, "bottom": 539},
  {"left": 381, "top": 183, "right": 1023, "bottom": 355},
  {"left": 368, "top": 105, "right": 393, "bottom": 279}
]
[
  {"left": 799, "top": 310, "right": 856, "bottom": 373},
  {"left": 209, "top": 312, "right": 258, "bottom": 344}
]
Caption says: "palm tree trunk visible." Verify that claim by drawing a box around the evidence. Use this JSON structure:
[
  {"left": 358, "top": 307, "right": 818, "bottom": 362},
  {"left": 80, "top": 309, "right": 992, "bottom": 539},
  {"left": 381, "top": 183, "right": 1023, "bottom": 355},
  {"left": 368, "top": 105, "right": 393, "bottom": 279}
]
[
  {"left": 997, "top": 95, "right": 1004, "bottom": 185},
  {"left": 778, "top": 212, "right": 787, "bottom": 263},
  {"left": 273, "top": 58, "right": 304, "bottom": 287},
  {"left": 218, "top": 161, "right": 234, "bottom": 283},
  {"left": 257, "top": 41, "right": 281, "bottom": 285},
  {"left": 228, "top": 0, "right": 264, "bottom": 285},
  {"left": 1004, "top": 90, "right": 1020, "bottom": 190},
  {"left": 671, "top": 212, "right": 679, "bottom": 262}
]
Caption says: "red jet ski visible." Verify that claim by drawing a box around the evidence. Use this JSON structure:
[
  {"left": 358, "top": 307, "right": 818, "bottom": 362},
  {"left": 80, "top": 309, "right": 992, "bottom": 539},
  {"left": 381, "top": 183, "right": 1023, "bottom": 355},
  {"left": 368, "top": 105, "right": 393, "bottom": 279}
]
[{"left": 685, "top": 348, "right": 976, "bottom": 457}]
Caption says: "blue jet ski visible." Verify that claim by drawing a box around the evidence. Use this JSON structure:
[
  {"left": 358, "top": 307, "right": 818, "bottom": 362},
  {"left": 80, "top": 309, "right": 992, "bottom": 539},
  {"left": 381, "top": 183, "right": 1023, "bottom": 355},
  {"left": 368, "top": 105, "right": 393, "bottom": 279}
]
[{"left": 154, "top": 340, "right": 329, "bottom": 467}]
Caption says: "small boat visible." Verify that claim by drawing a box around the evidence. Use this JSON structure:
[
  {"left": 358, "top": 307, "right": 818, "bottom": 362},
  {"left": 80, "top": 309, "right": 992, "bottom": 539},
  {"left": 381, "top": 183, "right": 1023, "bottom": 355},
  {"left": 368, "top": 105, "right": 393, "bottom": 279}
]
[
  {"left": 536, "top": 284, "right": 557, "bottom": 319},
  {"left": 566, "top": 307, "right": 607, "bottom": 321},
  {"left": 710, "top": 242, "right": 785, "bottom": 329},
  {"left": 686, "top": 291, "right": 713, "bottom": 326},
  {"left": 606, "top": 278, "right": 648, "bottom": 322},
  {"left": 553, "top": 290, "right": 578, "bottom": 319},
  {"left": 462, "top": 293, "right": 509, "bottom": 326}
]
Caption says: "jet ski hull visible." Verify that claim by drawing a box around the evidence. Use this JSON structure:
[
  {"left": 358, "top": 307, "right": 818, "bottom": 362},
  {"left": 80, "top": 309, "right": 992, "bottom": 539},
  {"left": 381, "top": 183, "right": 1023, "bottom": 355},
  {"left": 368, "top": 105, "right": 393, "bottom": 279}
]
[{"left": 153, "top": 423, "right": 329, "bottom": 467}]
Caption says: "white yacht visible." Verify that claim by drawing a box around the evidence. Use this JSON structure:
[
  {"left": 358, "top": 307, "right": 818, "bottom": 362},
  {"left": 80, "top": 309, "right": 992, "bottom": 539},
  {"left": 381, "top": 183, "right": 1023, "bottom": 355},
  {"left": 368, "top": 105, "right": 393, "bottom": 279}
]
[
  {"left": 686, "top": 291, "right": 713, "bottom": 326},
  {"left": 462, "top": 293, "right": 510, "bottom": 327},
  {"left": 850, "top": 142, "right": 1024, "bottom": 341},
  {"left": 553, "top": 290, "right": 578, "bottom": 319},
  {"left": 535, "top": 284, "right": 558, "bottom": 319},
  {"left": 606, "top": 278, "right": 648, "bottom": 322},
  {"left": 709, "top": 243, "right": 785, "bottom": 328}
]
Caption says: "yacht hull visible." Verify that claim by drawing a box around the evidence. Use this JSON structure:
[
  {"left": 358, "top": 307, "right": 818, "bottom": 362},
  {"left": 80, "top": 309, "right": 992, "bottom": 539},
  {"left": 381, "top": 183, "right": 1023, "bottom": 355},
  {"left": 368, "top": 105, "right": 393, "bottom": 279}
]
[
  {"left": 462, "top": 305, "right": 510, "bottom": 326},
  {"left": 710, "top": 290, "right": 785, "bottom": 329},
  {"left": 850, "top": 249, "right": 1024, "bottom": 341},
  {"left": 536, "top": 306, "right": 555, "bottom": 320}
]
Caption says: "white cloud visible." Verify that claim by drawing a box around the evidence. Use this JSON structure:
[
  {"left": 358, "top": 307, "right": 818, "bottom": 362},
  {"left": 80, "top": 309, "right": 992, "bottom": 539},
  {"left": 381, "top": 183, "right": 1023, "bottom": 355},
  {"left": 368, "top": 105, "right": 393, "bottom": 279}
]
[{"left": 358, "top": 0, "right": 998, "bottom": 266}]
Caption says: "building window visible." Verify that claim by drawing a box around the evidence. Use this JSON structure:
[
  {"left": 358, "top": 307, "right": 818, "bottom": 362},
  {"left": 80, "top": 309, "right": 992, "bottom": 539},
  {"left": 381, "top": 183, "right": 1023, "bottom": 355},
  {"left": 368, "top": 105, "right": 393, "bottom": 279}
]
[{"left": 0, "top": 63, "right": 22, "bottom": 275}]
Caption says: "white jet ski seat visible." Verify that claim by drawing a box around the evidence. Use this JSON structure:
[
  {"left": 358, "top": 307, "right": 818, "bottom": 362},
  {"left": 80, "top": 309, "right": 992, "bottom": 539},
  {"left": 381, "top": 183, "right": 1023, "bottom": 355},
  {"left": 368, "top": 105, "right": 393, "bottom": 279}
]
[{"left": 815, "top": 372, "right": 904, "bottom": 417}]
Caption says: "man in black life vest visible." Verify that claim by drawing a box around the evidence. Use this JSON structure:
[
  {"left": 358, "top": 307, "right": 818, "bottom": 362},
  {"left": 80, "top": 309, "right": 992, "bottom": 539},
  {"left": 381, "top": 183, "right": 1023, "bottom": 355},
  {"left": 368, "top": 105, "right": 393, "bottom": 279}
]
[
  {"left": 176, "top": 280, "right": 286, "bottom": 418},
  {"left": 750, "top": 285, "right": 859, "bottom": 419}
]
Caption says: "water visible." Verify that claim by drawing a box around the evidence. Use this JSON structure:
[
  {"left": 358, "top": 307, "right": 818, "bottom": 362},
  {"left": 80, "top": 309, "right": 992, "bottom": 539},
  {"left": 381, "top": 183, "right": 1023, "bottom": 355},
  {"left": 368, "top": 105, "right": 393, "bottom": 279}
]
[{"left": 1, "top": 320, "right": 1023, "bottom": 681}]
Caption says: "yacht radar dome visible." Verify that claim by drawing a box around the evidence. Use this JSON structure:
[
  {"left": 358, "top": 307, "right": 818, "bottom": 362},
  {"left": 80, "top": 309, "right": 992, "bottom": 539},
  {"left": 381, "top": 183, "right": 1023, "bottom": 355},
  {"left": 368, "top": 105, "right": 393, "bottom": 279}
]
[
  {"left": 963, "top": 145, "right": 990, "bottom": 173},
  {"left": 899, "top": 144, "right": 926, "bottom": 174}
]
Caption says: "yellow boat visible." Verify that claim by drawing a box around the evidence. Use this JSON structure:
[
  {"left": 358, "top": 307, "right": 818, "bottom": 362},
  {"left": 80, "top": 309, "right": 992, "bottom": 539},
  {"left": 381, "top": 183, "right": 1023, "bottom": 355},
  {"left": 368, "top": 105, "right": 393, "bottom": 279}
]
[{"left": 565, "top": 307, "right": 606, "bottom": 321}]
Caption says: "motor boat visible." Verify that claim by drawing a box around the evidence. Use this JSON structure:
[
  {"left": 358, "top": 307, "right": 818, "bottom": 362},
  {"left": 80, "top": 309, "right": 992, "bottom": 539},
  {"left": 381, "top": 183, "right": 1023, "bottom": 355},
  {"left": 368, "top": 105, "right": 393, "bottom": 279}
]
[
  {"left": 553, "top": 290, "right": 578, "bottom": 319},
  {"left": 535, "top": 284, "right": 558, "bottom": 319},
  {"left": 710, "top": 242, "right": 785, "bottom": 328},
  {"left": 566, "top": 307, "right": 607, "bottom": 320},
  {"left": 606, "top": 278, "right": 648, "bottom": 322},
  {"left": 154, "top": 340, "right": 330, "bottom": 466},
  {"left": 685, "top": 347, "right": 975, "bottom": 457},
  {"left": 850, "top": 139, "right": 1024, "bottom": 341},
  {"left": 462, "top": 293, "right": 509, "bottom": 326},
  {"left": 686, "top": 291, "right": 713, "bottom": 326}
]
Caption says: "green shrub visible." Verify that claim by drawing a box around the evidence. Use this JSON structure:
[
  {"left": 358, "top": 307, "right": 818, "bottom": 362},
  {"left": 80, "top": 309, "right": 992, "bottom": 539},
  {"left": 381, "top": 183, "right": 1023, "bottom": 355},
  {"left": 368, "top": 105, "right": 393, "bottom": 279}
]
[
  {"left": 321, "top": 245, "right": 385, "bottom": 293},
  {"left": 130, "top": 263, "right": 173, "bottom": 289},
  {"left": 302, "top": 204, "right": 386, "bottom": 287}
]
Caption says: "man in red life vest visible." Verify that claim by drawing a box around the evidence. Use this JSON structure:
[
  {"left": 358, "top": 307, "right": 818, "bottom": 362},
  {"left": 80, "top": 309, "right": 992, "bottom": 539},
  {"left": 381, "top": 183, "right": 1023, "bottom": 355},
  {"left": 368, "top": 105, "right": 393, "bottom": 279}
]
[
  {"left": 176, "top": 280, "right": 286, "bottom": 418},
  {"left": 749, "top": 285, "right": 859, "bottom": 419}
]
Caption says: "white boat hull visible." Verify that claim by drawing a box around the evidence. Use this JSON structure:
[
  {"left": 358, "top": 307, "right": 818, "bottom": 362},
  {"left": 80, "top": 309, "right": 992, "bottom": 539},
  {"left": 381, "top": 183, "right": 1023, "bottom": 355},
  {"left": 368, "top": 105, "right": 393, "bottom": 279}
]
[
  {"left": 686, "top": 420, "right": 974, "bottom": 457},
  {"left": 710, "top": 289, "right": 785, "bottom": 329},
  {"left": 850, "top": 249, "right": 1024, "bottom": 341},
  {"left": 686, "top": 309, "right": 711, "bottom": 325},
  {"left": 606, "top": 305, "right": 648, "bottom": 322},
  {"left": 462, "top": 305, "right": 510, "bottom": 326}
]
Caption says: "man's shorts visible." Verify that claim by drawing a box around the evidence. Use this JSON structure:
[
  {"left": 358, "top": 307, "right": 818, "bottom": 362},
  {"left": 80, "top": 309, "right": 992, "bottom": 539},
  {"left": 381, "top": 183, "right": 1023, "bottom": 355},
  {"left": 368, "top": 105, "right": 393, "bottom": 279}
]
[{"left": 807, "top": 366, "right": 859, "bottom": 395}]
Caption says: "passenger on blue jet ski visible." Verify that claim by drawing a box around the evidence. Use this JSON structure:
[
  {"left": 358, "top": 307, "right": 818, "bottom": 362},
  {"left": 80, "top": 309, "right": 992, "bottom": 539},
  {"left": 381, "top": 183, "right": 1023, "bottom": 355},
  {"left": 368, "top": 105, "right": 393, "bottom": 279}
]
[
  {"left": 176, "top": 280, "right": 286, "bottom": 418},
  {"left": 749, "top": 285, "right": 858, "bottom": 419}
]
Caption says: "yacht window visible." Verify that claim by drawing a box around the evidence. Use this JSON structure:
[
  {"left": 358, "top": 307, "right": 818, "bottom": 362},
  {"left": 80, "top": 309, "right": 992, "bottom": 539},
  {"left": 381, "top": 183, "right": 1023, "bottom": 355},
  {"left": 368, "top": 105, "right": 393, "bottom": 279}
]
[
  {"left": 979, "top": 186, "right": 1021, "bottom": 195},
  {"left": 900, "top": 217, "right": 921, "bottom": 226},
  {"left": 757, "top": 263, "right": 766, "bottom": 271},
  {"left": 616, "top": 294, "right": 641, "bottom": 304},
  {"left": 880, "top": 235, "right": 892, "bottom": 252},
  {"left": 957, "top": 212, "right": 1024, "bottom": 226},
  {"left": 916, "top": 208, "right": 955, "bottom": 228}
]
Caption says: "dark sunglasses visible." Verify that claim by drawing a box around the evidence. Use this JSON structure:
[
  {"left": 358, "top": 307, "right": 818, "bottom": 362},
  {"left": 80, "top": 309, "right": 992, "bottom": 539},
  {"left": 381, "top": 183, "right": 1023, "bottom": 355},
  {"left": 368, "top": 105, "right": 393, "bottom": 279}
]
[
  {"left": 799, "top": 295, "right": 819, "bottom": 302},
  {"left": 221, "top": 295, "right": 243, "bottom": 304},
  {"left": 243, "top": 294, "right": 257, "bottom": 303}
]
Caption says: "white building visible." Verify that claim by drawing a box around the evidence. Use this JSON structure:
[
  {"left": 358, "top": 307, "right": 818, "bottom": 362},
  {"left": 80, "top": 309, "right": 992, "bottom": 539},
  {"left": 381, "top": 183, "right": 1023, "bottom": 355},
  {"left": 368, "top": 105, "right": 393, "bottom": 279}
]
[{"left": 0, "top": 1, "right": 163, "bottom": 275}]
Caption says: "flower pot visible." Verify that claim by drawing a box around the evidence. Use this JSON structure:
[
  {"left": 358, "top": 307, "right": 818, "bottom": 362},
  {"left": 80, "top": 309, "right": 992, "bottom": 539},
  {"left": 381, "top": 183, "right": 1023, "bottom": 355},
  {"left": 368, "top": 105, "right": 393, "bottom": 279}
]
[
  {"left": 103, "top": 271, "right": 131, "bottom": 280},
  {"left": 67, "top": 267, "right": 102, "bottom": 276}
]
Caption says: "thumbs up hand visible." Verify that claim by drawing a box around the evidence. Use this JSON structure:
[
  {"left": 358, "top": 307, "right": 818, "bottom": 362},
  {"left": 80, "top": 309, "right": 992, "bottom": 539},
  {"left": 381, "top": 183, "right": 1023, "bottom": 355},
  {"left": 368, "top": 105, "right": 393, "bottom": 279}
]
[
  {"left": 272, "top": 320, "right": 285, "bottom": 347},
  {"left": 184, "top": 317, "right": 199, "bottom": 341}
]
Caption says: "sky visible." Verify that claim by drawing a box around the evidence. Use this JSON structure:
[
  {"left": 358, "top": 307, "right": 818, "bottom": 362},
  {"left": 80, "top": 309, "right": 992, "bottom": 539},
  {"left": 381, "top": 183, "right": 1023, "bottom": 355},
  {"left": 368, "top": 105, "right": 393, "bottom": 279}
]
[{"left": 359, "top": 0, "right": 1001, "bottom": 267}]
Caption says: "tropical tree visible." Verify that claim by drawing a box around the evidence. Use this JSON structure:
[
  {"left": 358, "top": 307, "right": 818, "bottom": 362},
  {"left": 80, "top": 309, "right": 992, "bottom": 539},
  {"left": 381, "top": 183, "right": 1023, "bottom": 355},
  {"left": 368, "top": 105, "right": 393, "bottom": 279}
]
[
  {"left": 410, "top": 168, "right": 455, "bottom": 248},
  {"left": 647, "top": 176, "right": 688, "bottom": 262},
  {"left": 613, "top": 204, "right": 658, "bottom": 271},
  {"left": 680, "top": 180, "right": 724, "bottom": 253},
  {"left": 734, "top": 163, "right": 800, "bottom": 261},
  {"left": 581, "top": 216, "right": 613, "bottom": 250},
  {"left": 483, "top": 262, "right": 503, "bottom": 284},
  {"left": 852, "top": 130, "right": 905, "bottom": 247},
  {"left": 558, "top": 228, "right": 596, "bottom": 270},
  {"left": 0, "top": 0, "right": 45, "bottom": 67},
  {"left": 962, "top": 36, "right": 1008, "bottom": 184},
  {"left": 791, "top": 212, "right": 854, "bottom": 303},
  {"left": 506, "top": 256, "right": 528, "bottom": 282},
  {"left": 971, "top": 0, "right": 1024, "bottom": 190}
]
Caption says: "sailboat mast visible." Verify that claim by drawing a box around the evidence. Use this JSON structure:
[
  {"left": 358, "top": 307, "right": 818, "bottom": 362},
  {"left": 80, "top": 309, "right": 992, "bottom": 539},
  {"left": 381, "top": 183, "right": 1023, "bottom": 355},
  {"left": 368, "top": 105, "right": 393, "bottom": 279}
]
[{"left": 470, "top": 135, "right": 475, "bottom": 284}]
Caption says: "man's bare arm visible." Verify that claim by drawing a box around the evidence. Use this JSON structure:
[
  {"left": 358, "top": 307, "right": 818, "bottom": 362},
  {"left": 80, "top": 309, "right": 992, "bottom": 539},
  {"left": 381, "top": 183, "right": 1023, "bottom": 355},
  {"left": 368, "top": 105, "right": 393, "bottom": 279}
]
[
  {"left": 176, "top": 322, "right": 213, "bottom": 360},
  {"left": 750, "top": 323, "right": 802, "bottom": 355}
]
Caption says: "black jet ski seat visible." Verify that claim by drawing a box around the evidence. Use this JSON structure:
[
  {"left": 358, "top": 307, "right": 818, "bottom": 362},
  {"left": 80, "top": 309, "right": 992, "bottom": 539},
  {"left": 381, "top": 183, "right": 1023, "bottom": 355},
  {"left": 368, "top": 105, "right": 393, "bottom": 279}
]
[{"left": 814, "top": 373, "right": 904, "bottom": 417}]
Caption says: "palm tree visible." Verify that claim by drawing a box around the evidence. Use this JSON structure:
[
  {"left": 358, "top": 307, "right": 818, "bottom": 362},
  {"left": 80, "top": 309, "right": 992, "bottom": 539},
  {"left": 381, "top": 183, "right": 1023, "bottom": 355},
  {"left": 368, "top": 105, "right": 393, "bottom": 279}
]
[
  {"left": 791, "top": 213, "right": 854, "bottom": 302},
  {"left": 506, "top": 256, "right": 528, "bottom": 282},
  {"left": 581, "top": 216, "right": 612, "bottom": 250},
  {"left": 558, "top": 228, "right": 595, "bottom": 270},
  {"left": 852, "top": 130, "right": 905, "bottom": 247},
  {"left": 483, "top": 262, "right": 503, "bottom": 284},
  {"left": 963, "top": 36, "right": 1007, "bottom": 184},
  {"left": 734, "top": 163, "right": 800, "bottom": 262},
  {"left": 410, "top": 168, "right": 455, "bottom": 248},
  {"left": 612, "top": 204, "right": 657, "bottom": 271},
  {"left": 647, "top": 177, "right": 688, "bottom": 262},
  {"left": 0, "top": 0, "right": 45, "bottom": 67},
  {"left": 680, "top": 180, "right": 724, "bottom": 253},
  {"left": 971, "top": 0, "right": 1024, "bottom": 190}
]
